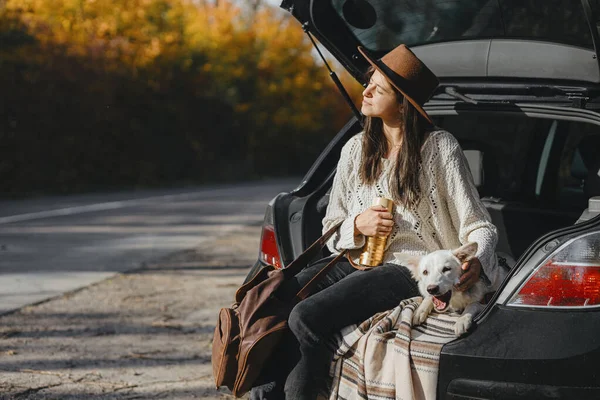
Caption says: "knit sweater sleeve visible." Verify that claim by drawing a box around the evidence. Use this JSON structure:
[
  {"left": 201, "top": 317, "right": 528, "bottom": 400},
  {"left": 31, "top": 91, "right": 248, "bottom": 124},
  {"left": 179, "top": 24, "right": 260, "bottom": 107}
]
[
  {"left": 322, "top": 135, "right": 366, "bottom": 253},
  {"left": 436, "top": 133, "right": 499, "bottom": 284}
]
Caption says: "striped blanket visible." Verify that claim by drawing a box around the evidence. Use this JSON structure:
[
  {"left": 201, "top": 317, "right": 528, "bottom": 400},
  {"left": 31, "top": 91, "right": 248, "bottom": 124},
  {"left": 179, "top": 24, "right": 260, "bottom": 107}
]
[{"left": 324, "top": 297, "right": 459, "bottom": 400}]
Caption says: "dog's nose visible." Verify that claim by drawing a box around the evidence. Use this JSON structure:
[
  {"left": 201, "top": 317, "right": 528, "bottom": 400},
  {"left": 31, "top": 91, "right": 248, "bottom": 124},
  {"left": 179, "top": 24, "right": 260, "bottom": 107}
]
[{"left": 427, "top": 285, "right": 439, "bottom": 295}]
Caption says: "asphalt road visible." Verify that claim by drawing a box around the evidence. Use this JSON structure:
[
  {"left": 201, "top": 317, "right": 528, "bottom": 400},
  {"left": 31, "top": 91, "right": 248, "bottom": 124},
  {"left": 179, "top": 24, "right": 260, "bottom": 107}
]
[{"left": 0, "top": 179, "right": 298, "bottom": 315}]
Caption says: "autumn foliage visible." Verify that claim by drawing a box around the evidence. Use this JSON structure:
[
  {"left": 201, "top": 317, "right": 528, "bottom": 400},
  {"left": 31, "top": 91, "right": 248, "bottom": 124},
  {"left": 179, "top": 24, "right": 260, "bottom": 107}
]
[{"left": 0, "top": 0, "right": 363, "bottom": 196}]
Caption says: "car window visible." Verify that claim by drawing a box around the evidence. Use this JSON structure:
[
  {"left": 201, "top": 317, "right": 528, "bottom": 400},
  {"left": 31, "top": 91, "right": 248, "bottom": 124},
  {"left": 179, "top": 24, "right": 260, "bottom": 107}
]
[
  {"left": 556, "top": 123, "right": 600, "bottom": 210},
  {"left": 434, "top": 114, "right": 551, "bottom": 202},
  {"left": 436, "top": 115, "right": 600, "bottom": 211},
  {"left": 332, "top": 0, "right": 594, "bottom": 51}
]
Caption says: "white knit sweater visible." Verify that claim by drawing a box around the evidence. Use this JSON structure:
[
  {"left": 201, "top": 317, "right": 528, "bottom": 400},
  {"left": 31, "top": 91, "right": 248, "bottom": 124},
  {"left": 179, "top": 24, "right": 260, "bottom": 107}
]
[{"left": 322, "top": 129, "right": 505, "bottom": 290}]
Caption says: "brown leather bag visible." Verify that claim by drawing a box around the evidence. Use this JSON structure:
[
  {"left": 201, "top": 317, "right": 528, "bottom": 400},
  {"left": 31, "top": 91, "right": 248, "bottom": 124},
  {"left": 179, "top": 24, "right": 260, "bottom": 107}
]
[{"left": 211, "top": 222, "right": 346, "bottom": 397}]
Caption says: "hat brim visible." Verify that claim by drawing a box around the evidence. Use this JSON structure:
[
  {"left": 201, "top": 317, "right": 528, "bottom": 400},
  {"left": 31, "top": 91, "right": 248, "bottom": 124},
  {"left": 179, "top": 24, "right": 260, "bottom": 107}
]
[{"left": 358, "top": 46, "right": 433, "bottom": 124}]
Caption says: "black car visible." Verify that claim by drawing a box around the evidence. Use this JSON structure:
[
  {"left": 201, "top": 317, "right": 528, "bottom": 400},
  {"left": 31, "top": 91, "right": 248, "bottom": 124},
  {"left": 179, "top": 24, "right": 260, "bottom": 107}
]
[{"left": 246, "top": 0, "right": 600, "bottom": 398}]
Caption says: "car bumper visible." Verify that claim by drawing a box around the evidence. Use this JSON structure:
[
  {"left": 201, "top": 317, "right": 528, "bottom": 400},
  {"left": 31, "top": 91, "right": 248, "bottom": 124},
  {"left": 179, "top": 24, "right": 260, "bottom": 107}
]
[
  {"left": 446, "top": 379, "right": 600, "bottom": 399},
  {"left": 438, "top": 305, "right": 600, "bottom": 399}
]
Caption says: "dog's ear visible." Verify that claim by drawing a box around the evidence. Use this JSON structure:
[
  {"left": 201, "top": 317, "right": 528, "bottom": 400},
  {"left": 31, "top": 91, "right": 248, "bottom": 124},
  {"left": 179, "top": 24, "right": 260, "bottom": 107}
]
[
  {"left": 393, "top": 252, "right": 422, "bottom": 279},
  {"left": 452, "top": 242, "right": 478, "bottom": 262}
]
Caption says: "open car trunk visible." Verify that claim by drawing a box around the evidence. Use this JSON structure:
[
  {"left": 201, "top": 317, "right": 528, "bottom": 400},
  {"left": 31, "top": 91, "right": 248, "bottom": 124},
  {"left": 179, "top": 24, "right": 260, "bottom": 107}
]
[
  {"left": 237, "top": 1, "right": 600, "bottom": 396},
  {"left": 245, "top": 0, "right": 600, "bottom": 280},
  {"left": 285, "top": 105, "right": 600, "bottom": 266}
]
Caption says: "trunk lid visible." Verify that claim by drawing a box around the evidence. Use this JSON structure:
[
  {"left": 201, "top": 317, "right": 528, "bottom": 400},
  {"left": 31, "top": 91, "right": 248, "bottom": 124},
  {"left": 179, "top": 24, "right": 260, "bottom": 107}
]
[{"left": 282, "top": 0, "right": 600, "bottom": 89}]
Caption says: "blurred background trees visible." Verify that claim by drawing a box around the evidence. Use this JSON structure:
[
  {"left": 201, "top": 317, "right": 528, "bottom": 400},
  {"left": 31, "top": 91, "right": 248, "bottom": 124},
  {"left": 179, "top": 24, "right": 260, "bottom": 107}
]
[{"left": 0, "top": 0, "right": 363, "bottom": 197}]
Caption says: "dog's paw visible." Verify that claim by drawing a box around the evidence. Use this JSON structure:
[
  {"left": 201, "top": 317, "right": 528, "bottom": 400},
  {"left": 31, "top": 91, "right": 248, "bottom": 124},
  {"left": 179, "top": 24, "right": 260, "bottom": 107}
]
[
  {"left": 412, "top": 308, "right": 430, "bottom": 326},
  {"left": 454, "top": 314, "right": 473, "bottom": 336},
  {"left": 412, "top": 298, "right": 434, "bottom": 326}
]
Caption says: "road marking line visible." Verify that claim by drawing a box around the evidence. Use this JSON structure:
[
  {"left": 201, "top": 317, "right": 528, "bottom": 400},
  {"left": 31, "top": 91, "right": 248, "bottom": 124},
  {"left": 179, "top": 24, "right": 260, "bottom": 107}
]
[
  {"left": 0, "top": 201, "right": 133, "bottom": 224},
  {"left": 0, "top": 185, "right": 281, "bottom": 225},
  {"left": 0, "top": 179, "right": 294, "bottom": 225}
]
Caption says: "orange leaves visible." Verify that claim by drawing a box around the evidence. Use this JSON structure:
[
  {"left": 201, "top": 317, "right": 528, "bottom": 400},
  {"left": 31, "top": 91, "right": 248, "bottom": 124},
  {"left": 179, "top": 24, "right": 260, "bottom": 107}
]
[
  {"left": 3, "top": 0, "right": 191, "bottom": 71},
  {"left": 1, "top": 0, "right": 362, "bottom": 178}
]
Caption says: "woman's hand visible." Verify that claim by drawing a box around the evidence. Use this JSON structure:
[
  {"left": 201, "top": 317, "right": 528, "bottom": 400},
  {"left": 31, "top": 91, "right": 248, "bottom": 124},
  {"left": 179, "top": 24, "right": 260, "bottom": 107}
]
[
  {"left": 354, "top": 205, "right": 394, "bottom": 237},
  {"left": 455, "top": 257, "right": 482, "bottom": 292}
]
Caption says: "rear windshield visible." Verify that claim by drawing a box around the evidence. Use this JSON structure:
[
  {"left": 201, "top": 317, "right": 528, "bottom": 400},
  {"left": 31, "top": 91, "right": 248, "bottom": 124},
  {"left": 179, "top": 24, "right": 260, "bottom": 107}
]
[{"left": 333, "top": 0, "right": 594, "bottom": 51}]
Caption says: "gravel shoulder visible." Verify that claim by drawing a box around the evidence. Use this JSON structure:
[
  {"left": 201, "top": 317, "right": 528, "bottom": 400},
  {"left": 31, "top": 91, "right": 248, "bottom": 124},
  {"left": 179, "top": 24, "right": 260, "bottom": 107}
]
[{"left": 0, "top": 225, "right": 260, "bottom": 399}]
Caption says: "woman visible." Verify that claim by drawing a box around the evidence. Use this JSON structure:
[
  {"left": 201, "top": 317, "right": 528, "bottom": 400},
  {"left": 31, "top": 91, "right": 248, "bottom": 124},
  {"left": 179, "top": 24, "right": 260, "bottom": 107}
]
[{"left": 251, "top": 44, "right": 503, "bottom": 400}]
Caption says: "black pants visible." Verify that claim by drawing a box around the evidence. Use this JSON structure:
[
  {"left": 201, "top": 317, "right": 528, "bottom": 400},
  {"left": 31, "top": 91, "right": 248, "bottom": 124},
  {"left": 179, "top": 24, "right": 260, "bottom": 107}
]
[{"left": 250, "top": 256, "right": 419, "bottom": 400}]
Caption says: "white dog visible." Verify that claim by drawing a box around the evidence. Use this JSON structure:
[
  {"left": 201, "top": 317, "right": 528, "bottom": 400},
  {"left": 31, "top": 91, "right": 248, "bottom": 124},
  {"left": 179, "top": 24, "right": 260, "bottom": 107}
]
[{"left": 394, "top": 242, "right": 486, "bottom": 336}]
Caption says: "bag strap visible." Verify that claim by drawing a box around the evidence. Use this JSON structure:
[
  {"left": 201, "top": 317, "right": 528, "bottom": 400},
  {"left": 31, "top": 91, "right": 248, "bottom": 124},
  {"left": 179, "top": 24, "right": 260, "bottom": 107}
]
[
  {"left": 345, "top": 253, "right": 378, "bottom": 271},
  {"left": 294, "top": 249, "right": 348, "bottom": 302},
  {"left": 283, "top": 221, "right": 343, "bottom": 278}
]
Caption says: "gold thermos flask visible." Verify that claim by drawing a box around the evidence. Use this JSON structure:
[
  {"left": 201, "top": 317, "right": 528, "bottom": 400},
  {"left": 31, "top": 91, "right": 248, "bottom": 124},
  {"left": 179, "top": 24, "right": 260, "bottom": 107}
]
[{"left": 359, "top": 197, "right": 394, "bottom": 267}]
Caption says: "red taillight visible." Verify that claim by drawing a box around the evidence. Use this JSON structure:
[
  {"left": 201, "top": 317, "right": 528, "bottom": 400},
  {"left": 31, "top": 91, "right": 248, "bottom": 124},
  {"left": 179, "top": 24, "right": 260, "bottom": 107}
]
[
  {"left": 259, "top": 224, "right": 282, "bottom": 269},
  {"left": 512, "top": 262, "right": 600, "bottom": 307},
  {"left": 508, "top": 231, "right": 600, "bottom": 308}
]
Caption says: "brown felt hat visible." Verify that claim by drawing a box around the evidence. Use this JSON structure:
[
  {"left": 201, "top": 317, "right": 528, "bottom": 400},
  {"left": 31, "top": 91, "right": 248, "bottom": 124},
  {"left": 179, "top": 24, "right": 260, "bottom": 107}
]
[{"left": 358, "top": 44, "right": 439, "bottom": 123}]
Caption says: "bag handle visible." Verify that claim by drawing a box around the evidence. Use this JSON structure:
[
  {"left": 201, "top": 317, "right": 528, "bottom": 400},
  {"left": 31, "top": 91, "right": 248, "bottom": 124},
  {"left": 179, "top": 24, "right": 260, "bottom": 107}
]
[
  {"left": 294, "top": 249, "right": 348, "bottom": 302},
  {"left": 282, "top": 221, "right": 344, "bottom": 278}
]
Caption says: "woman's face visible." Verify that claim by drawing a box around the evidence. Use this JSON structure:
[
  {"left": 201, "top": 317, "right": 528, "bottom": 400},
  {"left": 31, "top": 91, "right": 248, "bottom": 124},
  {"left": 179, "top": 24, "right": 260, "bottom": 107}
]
[{"left": 361, "top": 70, "right": 401, "bottom": 122}]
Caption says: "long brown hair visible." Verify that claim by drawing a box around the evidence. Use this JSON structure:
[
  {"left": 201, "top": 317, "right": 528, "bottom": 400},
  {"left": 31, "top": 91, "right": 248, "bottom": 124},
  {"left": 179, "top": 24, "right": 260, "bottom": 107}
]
[{"left": 361, "top": 67, "right": 434, "bottom": 210}]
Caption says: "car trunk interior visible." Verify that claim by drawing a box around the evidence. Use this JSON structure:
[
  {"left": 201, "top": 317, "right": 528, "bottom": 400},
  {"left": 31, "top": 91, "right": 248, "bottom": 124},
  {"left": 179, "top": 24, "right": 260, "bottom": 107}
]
[{"left": 300, "top": 111, "right": 600, "bottom": 264}]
